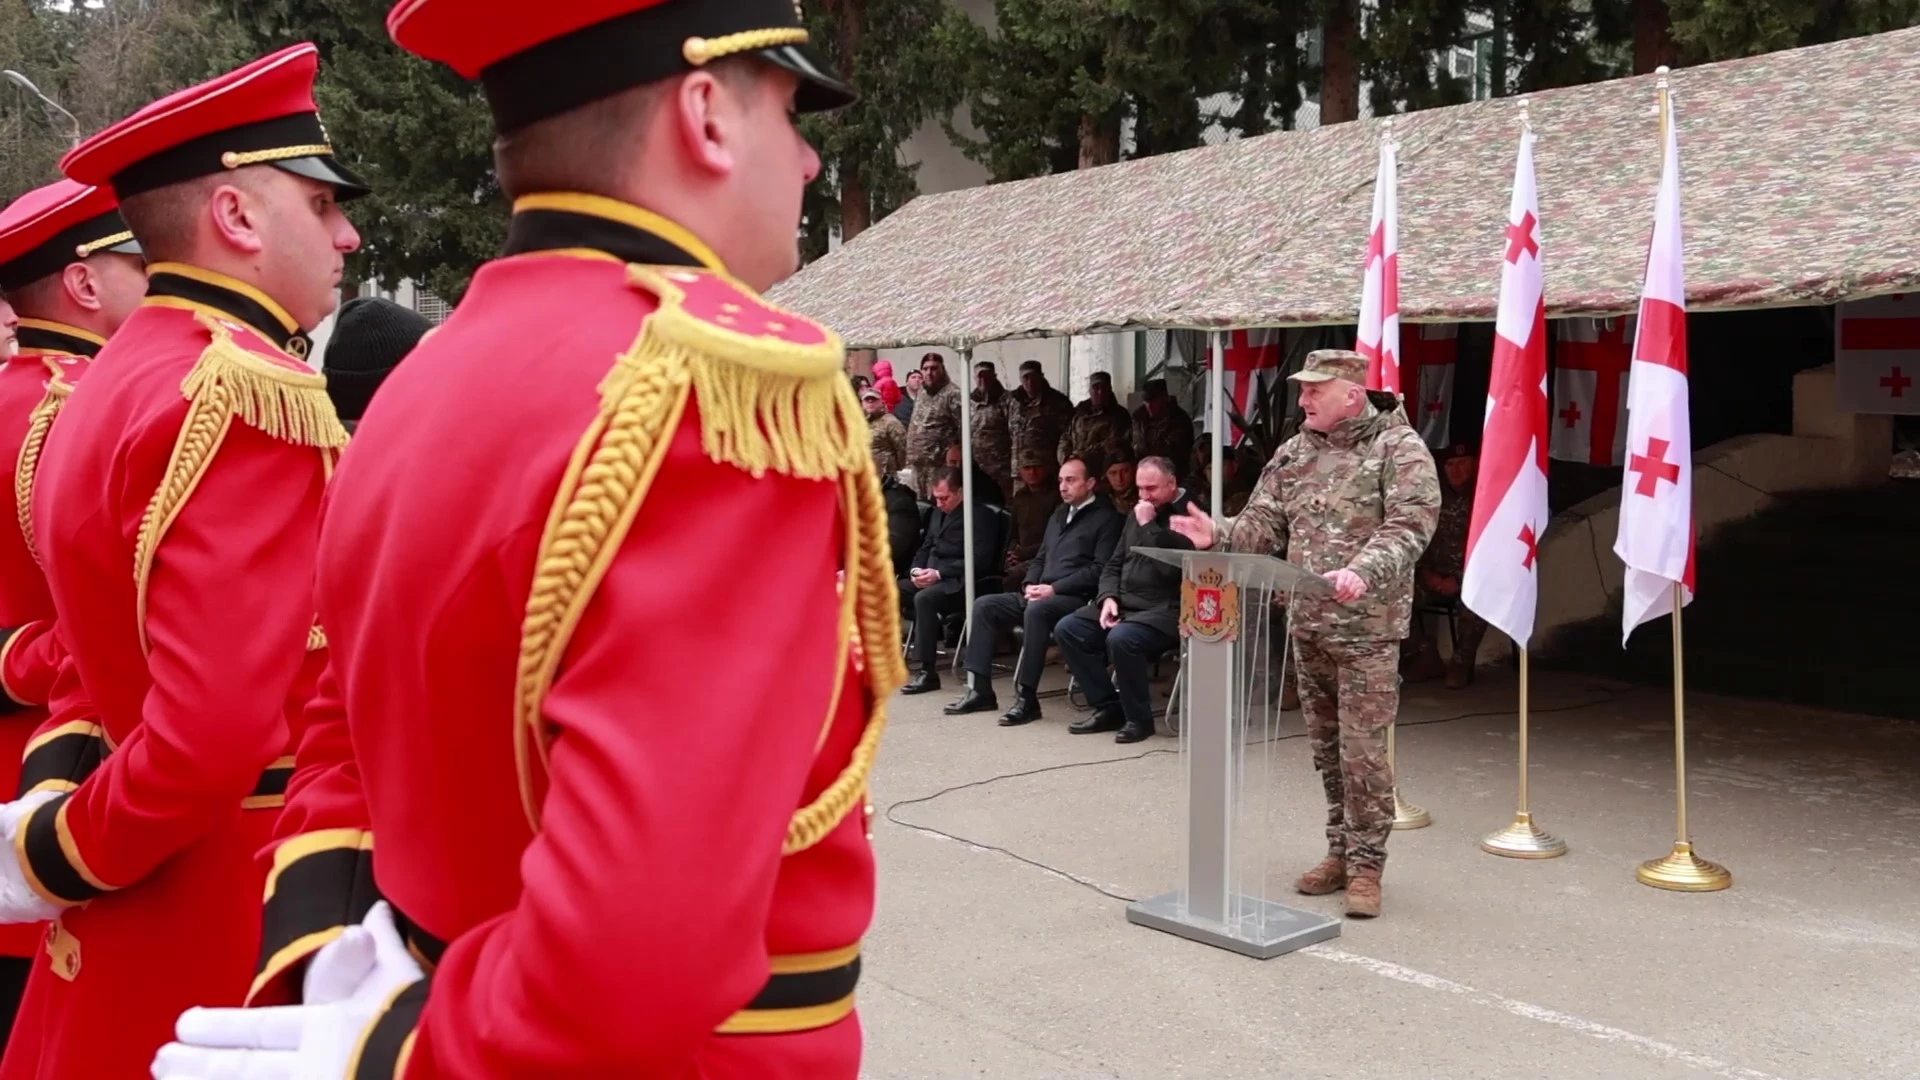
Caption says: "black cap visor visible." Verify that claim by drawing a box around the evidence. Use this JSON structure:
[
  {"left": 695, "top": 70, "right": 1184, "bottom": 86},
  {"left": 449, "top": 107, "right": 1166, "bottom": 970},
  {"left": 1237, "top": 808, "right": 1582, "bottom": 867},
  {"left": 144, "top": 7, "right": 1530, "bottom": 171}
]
[
  {"left": 274, "top": 155, "right": 373, "bottom": 201},
  {"left": 759, "top": 43, "right": 857, "bottom": 114}
]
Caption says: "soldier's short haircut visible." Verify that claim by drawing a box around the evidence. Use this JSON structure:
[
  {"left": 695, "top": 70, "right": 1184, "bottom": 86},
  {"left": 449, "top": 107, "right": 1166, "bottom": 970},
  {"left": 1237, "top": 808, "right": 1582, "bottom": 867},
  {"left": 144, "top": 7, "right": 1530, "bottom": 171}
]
[
  {"left": 1137, "top": 455, "right": 1177, "bottom": 481},
  {"left": 118, "top": 172, "right": 252, "bottom": 264},
  {"left": 3, "top": 273, "right": 67, "bottom": 316},
  {"left": 494, "top": 57, "right": 758, "bottom": 200},
  {"left": 931, "top": 467, "right": 964, "bottom": 493}
]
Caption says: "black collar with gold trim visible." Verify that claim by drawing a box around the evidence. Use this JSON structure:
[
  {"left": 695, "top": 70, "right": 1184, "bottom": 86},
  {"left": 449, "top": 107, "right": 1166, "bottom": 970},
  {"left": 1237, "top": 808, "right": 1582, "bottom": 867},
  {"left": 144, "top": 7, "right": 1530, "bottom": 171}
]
[
  {"left": 143, "top": 263, "right": 311, "bottom": 360},
  {"left": 502, "top": 193, "right": 724, "bottom": 272},
  {"left": 15, "top": 319, "right": 106, "bottom": 359}
]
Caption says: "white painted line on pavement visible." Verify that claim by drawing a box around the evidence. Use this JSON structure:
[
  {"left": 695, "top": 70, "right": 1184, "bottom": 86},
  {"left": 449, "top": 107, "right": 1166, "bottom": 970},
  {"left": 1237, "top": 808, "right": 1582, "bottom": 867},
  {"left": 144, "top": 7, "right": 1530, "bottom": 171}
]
[{"left": 1303, "top": 946, "right": 1790, "bottom": 1080}]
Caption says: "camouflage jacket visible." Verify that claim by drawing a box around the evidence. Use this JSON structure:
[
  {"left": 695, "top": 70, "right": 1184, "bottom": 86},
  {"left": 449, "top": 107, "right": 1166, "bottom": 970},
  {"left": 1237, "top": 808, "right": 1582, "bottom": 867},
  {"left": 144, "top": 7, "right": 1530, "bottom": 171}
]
[
  {"left": 1010, "top": 384, "right": 1074, "bottom": 466},
  {"left": 867, "top": 411, "right": 908, "bottom": 479},
  {"left": 1218, "top": 393, "right": 1440, "bottom": 642},
  {"left": 970, "top": 387, "right": 1014, "bottom": 480},
  {"left": 906, "top": 381, "right": 962, "bottom": 467},
  {"left": 1131, "top": 403, "right": 1195, "bottom": 478},
  {"left": 1060, "top": 401, "right": 1132, "bottom": 470},
  {"left": 1419, "top": 484, "right": 1471, "bottom": 581}
]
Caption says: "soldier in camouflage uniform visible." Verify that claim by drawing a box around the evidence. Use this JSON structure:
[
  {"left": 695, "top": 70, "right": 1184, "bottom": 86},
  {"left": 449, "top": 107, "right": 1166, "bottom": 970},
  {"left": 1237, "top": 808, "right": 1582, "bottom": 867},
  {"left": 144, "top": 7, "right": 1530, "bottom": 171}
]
[
  {"left": 1059, "top": 370, "right": 1131, "bottom": 473},
  {"left": 1172, "top": 350, "right": 1440, "bottom": 919},
  {"left": 907, "top": 351, "right": 962, "bottom": 498},
  {"left": 1404, "top": 443, "right": 1490, "bottom": 689},
  {"left": 1003, "top": 449, "right": 1062, "bottom": 591},
  {"left": 862, "top": 385, "right": 908, "bottom": 480},
  {"left": 1131, "top": 378, "right": 1195, "bottom": 485},
  {"left": 1009, "top": 360, "right": 1074, "bottom": 484},
  {"left": 970, "top": 361, "right": 1015, "bottom": 501}
]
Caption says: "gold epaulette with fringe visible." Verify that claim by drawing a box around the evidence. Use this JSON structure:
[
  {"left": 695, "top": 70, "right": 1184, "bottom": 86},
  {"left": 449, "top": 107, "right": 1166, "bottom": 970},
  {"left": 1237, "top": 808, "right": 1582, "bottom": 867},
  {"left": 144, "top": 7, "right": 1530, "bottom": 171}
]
[
  {"left": 14, "top": 360, "right": 76, "bottom": 569},
  {"left": 512, "top": 266, "right": 906, "bottom": 851},
  {"left": 132, "top": 314, "right": 348, "bottom": 653}
]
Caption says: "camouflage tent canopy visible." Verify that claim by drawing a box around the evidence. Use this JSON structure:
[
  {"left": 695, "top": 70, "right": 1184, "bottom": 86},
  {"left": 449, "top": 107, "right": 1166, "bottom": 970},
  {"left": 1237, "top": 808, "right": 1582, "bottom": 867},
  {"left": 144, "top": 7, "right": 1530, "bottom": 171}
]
[{"left": 771, "top": 27, "right": 1920, "bottom": 352}]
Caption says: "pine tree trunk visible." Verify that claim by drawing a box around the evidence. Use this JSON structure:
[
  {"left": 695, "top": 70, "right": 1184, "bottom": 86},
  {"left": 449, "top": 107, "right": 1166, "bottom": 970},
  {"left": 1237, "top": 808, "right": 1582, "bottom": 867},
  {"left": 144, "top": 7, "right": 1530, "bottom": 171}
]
[
  {"left": 1320, "top": 0, "right": 1360, "bottom": 125},
  {"left": 1078, "top": 112, "right": 1120, "bottom": 168},
  {"left": 832, "top": 0, "right": 870, "bottom": 240},
  {"left": 1633, "top": 0, "right": 1676, "bottom": 74}
]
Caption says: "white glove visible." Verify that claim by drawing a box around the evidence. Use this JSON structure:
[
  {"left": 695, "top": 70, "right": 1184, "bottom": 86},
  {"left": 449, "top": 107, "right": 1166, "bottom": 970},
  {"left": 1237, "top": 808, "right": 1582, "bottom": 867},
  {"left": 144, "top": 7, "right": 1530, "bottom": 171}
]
[
  {"left": 151, "top": 901, "right": 426, "bottom": 1080},
  {"left": 0, "top": 791, "right": 64, "bottom": 924}
]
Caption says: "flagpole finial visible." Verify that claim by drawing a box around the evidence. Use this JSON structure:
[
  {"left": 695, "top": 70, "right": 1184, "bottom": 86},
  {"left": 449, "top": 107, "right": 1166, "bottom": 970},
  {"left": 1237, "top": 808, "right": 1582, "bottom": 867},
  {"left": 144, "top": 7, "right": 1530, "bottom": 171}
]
[
  {"left": 1655, "top": 65, "right": 1671, "bottom": 90},
  {"left": 1380, "top": 116, "right": 1394, "bottom": 149},
  {"left": 1518, "top": 97, "right": 1532, "bottom": 132}
]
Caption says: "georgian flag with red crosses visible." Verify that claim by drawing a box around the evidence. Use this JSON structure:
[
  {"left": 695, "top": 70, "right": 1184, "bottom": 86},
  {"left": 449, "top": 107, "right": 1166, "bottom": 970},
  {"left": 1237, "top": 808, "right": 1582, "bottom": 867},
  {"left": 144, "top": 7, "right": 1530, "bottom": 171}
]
[{"left": 1614, "top": 95, "right": 1697, "bottom": 644}]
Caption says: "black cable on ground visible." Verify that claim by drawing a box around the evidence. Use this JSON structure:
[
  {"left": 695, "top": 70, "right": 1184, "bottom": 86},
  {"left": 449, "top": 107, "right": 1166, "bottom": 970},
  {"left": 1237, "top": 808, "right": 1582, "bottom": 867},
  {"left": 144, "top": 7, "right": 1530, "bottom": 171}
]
[{"left": 883, "top": 685, "right": 1630, "bottom": 905}]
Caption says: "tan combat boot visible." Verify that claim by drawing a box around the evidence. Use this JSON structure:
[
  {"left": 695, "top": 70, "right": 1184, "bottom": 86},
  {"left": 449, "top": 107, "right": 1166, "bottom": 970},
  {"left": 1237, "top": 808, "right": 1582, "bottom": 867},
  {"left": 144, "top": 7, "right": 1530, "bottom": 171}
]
[
  {"left": 1345, "top": 871, "right": 1382, "bottom": 918},
  {"left": 1294, "top": 855, "right": 1347, "bottom": 896}
]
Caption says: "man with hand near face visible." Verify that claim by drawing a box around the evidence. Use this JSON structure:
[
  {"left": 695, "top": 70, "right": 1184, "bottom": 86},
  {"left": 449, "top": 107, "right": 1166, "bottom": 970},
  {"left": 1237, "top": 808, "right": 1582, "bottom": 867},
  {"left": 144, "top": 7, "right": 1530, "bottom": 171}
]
[
  {"left": 1052, "top": 456, "right": 1201, "bottom": 745},
  {"left": 1170, "top": 350, "right": 1438, "bottom": 919}
]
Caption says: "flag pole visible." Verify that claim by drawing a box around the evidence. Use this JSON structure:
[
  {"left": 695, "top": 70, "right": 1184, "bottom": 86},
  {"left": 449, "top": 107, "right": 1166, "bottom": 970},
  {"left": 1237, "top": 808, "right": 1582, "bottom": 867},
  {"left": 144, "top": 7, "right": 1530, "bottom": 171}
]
[
  {"left": 1633, "top": 67, "right": 1728, "bottom": 893},
  {"left": 1378, "top": 115, "right": 1428, "bottom": 832},
  {"left": 1480, "top": 98, "right": 1564, "bottom": 860}
]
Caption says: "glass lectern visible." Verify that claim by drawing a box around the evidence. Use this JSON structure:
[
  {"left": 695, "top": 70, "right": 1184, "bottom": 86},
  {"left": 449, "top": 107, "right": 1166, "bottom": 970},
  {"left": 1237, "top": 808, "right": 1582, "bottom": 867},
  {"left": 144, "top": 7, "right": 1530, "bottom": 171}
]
[{"left": 1125, "top": 549, "right": 1344, "bottom": 959}]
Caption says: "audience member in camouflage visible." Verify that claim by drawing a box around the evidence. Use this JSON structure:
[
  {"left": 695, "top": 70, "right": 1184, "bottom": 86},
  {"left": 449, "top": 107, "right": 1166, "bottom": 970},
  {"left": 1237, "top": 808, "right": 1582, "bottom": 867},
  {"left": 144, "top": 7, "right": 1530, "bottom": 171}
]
[
  {"left": 1104, "top": 454, "right": 1138, "bottom": 516},
  {"left": 1009, "top": 360, "right": 1074, "bottom": 481},
  {"left": 1404, "top": 443, "right": 1489, "bottom": 689},
  {"left": 970, "top": 362, "right": 1015, "bottom": 500},
  {"left": 1131, "top": 378, "right": 1194, "bottom": 484},
  {"left": 907, "top": 352, "right": 962, "bottom": 498},
  {"left": 1003, "top": 450, "right": 1062, "bottom": 591},
  {"left": 862, "top": 386, "right": 908, "bottom": 480},
  {"left": 1171, "top": 349, "right": 1440, "bottom": 919},
  {"left": 1059, "top": 370, "right": 1132, "bottom": 470}
]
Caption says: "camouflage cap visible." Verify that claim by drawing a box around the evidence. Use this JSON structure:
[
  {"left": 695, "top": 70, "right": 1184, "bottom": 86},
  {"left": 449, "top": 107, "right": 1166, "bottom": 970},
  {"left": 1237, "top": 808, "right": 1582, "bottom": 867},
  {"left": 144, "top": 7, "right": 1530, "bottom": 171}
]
[
  {"left": 1289, "top": 349, "right": 1368, "bottom": 385},
  {"left": 1016, "top": 447, "right": 1045, "bottom": 468},
  {"left": 1089, "top": 370, "right": 1113, "bottom": 385}
]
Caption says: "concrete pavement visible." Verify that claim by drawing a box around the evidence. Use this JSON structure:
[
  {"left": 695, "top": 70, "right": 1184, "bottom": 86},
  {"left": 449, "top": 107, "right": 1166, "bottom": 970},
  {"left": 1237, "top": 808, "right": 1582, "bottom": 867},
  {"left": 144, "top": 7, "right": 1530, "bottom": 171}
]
[{"left": 857, "top": 660, "right": 1920, "bottom": 1079}]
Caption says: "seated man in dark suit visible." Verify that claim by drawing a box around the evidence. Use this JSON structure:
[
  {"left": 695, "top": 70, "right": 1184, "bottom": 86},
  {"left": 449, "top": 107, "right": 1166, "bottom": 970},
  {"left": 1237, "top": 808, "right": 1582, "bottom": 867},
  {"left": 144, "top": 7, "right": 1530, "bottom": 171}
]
[
  {"left": 1054, "top": 456, "right": 1204, "bottom": 744},
  {"left": 900, "top": 467, "right": 998, "bottom": 694},
  {"left": 945, "top": 456, "right": 1121, "bottom": 725}
]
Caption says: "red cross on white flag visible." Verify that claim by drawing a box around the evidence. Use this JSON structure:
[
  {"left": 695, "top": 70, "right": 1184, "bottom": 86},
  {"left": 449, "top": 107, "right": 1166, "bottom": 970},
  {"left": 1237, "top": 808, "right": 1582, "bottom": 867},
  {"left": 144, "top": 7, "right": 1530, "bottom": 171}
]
[
  {"left": 1833, "top": 293, "right": 1920, "bottom": 416},
  {"left": 1550, "top": 316, "right": 1634, "bottom": 465},
  {"left": 1204, "top": 328, "right": 1283, "bottom": 435},
  {"left": 1357, "top": 132, "right": 1401, "bottom": 394},
  {"left": 1403, "top": 323, "right": 1458, "bottom": 449},
  {"left": 1614, "top": 97, "right": 1697, "bottom": 644},
  {"left": 1461, "top": 126, "right": 1549, "bottom": 648}
]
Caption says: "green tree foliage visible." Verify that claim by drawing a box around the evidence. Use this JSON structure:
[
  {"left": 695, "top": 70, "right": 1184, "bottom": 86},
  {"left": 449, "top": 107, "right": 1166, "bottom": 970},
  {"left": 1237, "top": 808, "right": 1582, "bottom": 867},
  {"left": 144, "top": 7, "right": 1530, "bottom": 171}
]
[
  {"left": 799, "top": 0, "right": 973, "bottom": 260},
  {"left": 1667, "top": 0, "right": 1920, "bottom": 59},
  {"left": 217, "top": 0, "right": 501, "bottom": 303}
]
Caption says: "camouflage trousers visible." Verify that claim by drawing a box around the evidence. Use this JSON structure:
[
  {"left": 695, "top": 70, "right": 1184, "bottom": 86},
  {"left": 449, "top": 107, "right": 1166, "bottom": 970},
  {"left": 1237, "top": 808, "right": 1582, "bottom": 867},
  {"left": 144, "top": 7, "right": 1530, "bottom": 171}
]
[{"left": 1291, "top": 635, "right": 1400, "bottom": 875}]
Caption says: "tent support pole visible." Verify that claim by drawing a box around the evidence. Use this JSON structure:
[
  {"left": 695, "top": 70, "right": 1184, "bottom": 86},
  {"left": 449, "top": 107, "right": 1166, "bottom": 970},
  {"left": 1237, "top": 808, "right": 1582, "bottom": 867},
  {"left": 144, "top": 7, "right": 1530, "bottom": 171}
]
[
  {"left": 959, "top": 344, "right": 976, "bottom": 679},
  {"left": 1211, "top": 332, "right": 1225, "bottom": 517}
]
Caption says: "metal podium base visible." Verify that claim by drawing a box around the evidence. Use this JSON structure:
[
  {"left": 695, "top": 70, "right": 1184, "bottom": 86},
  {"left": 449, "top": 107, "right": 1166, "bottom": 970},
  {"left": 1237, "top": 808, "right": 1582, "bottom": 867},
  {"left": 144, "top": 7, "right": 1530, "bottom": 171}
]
[{"left": 1125, "top": 892, "right": 1342, "bottom": 959}]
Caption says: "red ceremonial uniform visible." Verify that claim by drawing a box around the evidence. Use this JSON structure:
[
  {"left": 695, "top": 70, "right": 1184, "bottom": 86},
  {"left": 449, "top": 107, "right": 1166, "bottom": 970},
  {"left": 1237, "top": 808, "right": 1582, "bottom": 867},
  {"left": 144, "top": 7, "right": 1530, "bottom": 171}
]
[
  {"left": 267, "top": 203, "right": 902, "bottom": 1076},
  {"left": 0, "top": 178, "right": 138, "bottom": 1010},
  {"left": 0, "top": 45, "right": 364, "bottom": 1080}
]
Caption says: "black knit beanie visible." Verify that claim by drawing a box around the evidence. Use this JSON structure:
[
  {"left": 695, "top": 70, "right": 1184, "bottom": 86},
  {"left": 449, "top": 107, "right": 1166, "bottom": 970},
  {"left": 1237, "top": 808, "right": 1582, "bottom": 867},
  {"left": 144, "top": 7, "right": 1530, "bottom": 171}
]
[{"left": 324, "top": 296, "right": 432, "bottom": 427}]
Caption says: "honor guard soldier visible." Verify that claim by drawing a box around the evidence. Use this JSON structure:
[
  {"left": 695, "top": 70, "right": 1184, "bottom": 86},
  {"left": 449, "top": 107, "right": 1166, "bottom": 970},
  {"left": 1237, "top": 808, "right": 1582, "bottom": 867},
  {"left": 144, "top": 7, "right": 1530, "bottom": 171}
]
[
  {"left": 156, "top": 2, "right": 902, "bottom": 1078},
  {"left": 0, "top": 179, "right": 146, "bottom": 1049},
  {"left": 0, "top": 44, "right": 366, "bottom": 1079}
]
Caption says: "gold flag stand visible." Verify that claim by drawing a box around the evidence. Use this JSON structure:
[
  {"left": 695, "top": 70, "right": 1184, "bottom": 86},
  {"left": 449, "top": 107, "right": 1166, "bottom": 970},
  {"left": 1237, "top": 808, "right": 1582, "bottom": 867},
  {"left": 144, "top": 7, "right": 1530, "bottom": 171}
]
[
  {"left": 1389, "top": 724, "right": 1431, "bottom": 830},
  {"left": 1481, "top": 647, "right": 1567, "bottom": 857},
  {"left": 1636, "top": 582, "right": 1731, "bottom": 890}
]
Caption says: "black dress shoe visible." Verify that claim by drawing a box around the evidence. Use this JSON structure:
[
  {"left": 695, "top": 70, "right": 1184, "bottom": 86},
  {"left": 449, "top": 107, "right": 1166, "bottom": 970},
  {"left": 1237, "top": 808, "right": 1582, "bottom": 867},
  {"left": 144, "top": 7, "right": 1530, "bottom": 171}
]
[
  {"left": 901, "top": 670, "right": 940, "bottom": 695},
  {"left": 1068, "top": 706, "right": 1125, "bottom": 735},
  {"left": 943, "top": 687, "right": 999, "bottom": 715},
  {"left": 998, "top": 694, "right": 1043, "bottom": 727},
  {"left": 1114, "top": 720, "right": 1155, "bottom": 744}
]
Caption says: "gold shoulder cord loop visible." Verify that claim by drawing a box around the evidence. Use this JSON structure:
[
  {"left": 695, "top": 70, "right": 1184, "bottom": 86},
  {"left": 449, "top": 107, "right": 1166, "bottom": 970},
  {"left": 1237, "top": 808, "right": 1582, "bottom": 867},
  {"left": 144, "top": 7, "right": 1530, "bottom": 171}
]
[
  {"left": 15, "top": 364, "right": 74, "bottom": 568},
  {"left": 514, "top": 266, "right": 904, "bottom": 851},
  {"left": 133, "top": 315, "right": 347, "bottom": 653}
]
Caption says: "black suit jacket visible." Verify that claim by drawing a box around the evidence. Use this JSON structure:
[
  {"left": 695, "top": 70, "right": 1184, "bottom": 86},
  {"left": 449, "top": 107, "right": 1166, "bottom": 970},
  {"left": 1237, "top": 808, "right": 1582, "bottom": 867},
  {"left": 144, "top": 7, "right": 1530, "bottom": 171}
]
[
  {"left": 1024, "top": 499, "right": 1123, "bottom": 599},
  {"left": 1091, "top": 489, "right": 1207, "bottom": 638},
  {"left": 912, "top": 498, "right": 998, "bottom": 586}
]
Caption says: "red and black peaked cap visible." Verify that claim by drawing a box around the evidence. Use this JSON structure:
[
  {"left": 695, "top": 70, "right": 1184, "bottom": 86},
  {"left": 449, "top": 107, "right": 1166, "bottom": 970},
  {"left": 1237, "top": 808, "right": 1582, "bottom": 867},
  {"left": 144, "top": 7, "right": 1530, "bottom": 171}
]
[
  {"left": 0, "top": 180, "right": 143, "bottom": 293},
  {"left": 60, "top": 43, "right": 371, "bottom": 202},
  {"left": 386, "top": 0, "right": 858, "bottom": 135}
]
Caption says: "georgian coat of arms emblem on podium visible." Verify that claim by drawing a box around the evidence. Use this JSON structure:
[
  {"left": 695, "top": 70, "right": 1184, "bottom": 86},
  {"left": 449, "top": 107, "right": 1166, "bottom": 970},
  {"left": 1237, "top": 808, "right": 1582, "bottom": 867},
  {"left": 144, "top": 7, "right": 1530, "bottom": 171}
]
[{"left": 1179, "top": 566, "right": 1240, "bottom": 643}]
